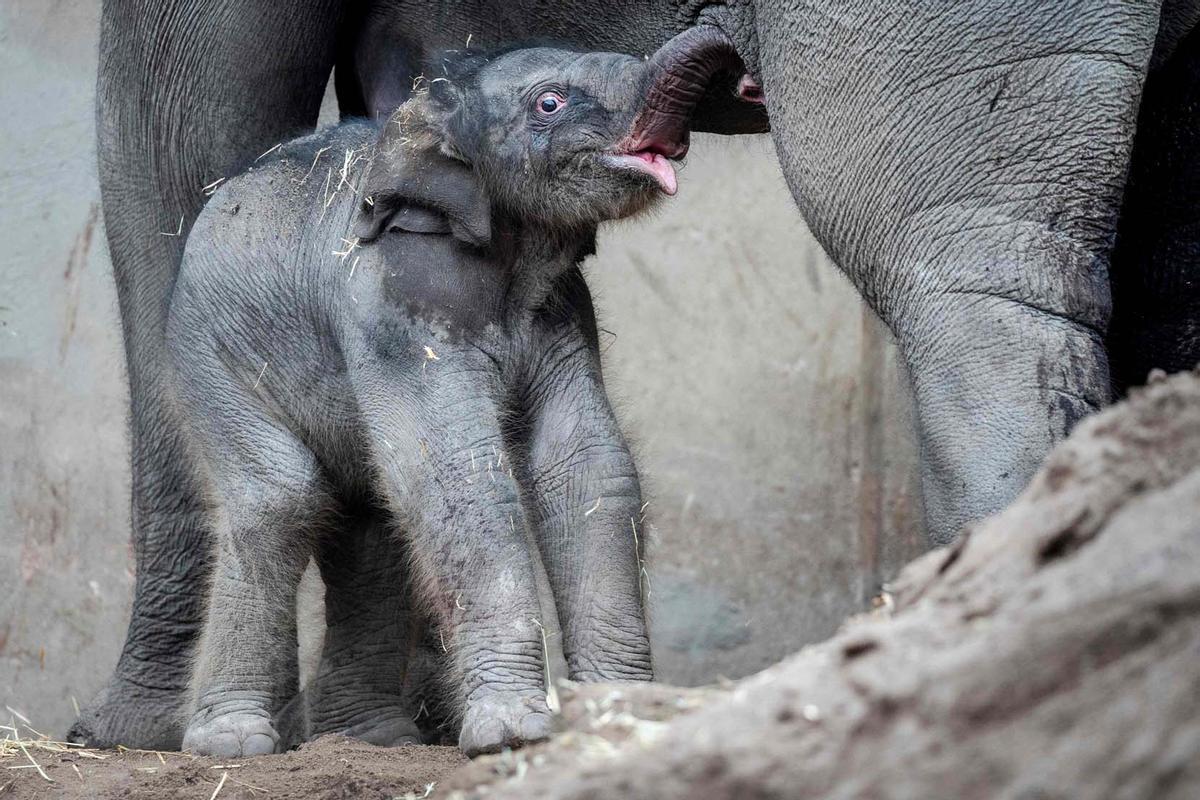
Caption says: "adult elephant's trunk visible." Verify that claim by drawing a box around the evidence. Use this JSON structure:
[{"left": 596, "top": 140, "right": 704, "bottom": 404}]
[{"left": 620, "top": 26, "right": 765, "bottom": 158}]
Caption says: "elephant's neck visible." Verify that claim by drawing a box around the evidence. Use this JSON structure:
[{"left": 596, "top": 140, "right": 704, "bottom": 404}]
[{"left": 492, "top": 216, "right": 597, "bottom": 317}]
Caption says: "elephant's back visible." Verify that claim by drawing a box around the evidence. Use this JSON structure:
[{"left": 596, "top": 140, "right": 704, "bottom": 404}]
[
  {"left": 169, "top": 123, "right": 381, "bottom": 397},
  {"left": 180, "top": 122, "right": 378, "bottom": 307},
  {"left": 203, "top": 121, "right": 378, "bottom": 260},
  {"left": 258, "top": 121, "right": 379, "bottom": 219}
]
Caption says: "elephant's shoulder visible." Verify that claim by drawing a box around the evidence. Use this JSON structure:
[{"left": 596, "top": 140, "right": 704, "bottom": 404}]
[
  {"left": 253, "top": 121, "right": 378, "bottom": 205},
  {"left": 197, "top": 121, "right": 379, "bottom": 243},
  {"left": 188, "top": 170, "right": 287, "bottom": 260}
]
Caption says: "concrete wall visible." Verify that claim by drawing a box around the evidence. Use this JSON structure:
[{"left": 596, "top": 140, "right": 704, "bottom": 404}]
[
  {"left": 0, "top": 0, "right": 927, "bottom": 736},
  {"left": 602, "top": 146, "right": 928, "bottom": 683}
]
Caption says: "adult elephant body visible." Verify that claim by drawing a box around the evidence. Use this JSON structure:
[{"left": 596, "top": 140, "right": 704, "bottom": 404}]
[{"left": 77, "top": 0, "right": 1199, "bottom": 748}]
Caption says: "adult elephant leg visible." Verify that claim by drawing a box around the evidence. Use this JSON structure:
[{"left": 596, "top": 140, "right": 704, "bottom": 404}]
[
  {"left": 71, "top": 0, "right": 342, "bottom": 748},
  {"left": 1109, "top": 21, "right": 1200, "bottom": 392},
  {"left": 753, "top": 0, "right": 1161, "bottom": 543}
]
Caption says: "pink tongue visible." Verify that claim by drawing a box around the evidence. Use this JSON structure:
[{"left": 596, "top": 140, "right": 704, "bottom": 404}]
[
  {"left": 639, "top": 151, "right": 678, "bottom": 195},
  {"left": 648, "top": 153, "right": 676, "bottom": 196}
]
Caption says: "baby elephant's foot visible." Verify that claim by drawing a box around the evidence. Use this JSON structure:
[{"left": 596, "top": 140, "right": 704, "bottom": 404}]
[
  {"left": 459, "top": 691, "right": 553, "bottom": 756},
  {"left": 183, "top": 709, "right": 279, "bottom": 757}
]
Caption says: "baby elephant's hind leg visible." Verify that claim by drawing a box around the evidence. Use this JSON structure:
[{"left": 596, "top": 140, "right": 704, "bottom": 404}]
[
  {"left": 301, "top": 515, "right": 423, "bottom": 746},
  {"left": 182, "top": 415, "right": 329, "bottom": 758}
]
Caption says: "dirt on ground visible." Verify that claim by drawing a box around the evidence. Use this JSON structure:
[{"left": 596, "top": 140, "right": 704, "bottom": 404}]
[
  {"left": 5, "top": 370, "right": 1199, "bottom": 800},
  {"left": 0, "top": 735, "right": 464, "bottom": 800}
]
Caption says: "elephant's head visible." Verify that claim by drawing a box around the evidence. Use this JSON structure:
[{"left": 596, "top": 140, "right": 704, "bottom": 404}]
[{"left": 356, "top": 29, "right": 763, "bottom": 235}]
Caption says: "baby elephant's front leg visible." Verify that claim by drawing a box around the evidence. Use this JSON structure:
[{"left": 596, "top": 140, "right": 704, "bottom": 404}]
[
  {"left": 366, "top": 379, "right": 553, "bottom": 756},
  {"left": 525, "top": 326, "right": 652, "bottom": 683}
]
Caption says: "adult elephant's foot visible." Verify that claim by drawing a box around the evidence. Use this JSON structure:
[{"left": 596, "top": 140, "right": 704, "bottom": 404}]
[
  {"left": 459, "top": 691, "right": 554, "bottom": 757},
  {"left": 334, "top": 712, "right": 422, "bottom": 747},
  {"left": 67, "top": 680, "right": 185, "bottom": 750},
  {"left": 182, "top": 708, "right": 279, "bottom": 757}
]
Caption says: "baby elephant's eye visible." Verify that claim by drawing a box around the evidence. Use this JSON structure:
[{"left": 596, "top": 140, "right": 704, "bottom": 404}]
[{"left": 535, "top": 91, "right": 566, "bottom": 115}]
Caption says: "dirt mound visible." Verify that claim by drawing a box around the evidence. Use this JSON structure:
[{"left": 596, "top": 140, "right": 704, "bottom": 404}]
[{"left": 441, "top": 370, "right": 1200, "bottom": 799}]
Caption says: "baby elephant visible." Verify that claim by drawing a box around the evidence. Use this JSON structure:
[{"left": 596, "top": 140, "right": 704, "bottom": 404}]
[{"left": 170, "top": 45, "right": 687, "bottom": 758}]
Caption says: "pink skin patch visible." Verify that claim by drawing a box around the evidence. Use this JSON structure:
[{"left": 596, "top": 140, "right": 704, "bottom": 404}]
[
  {"left": 603, "top": 150, "right": 679, "bottom": 195},
  {"left": 737, "top": 74, "right": 764, "bottom": 104}
]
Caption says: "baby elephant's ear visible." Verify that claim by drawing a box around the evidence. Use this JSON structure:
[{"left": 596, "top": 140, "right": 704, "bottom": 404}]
[{"left": 354, "top": 109, "right": 491, "bottom": 248}]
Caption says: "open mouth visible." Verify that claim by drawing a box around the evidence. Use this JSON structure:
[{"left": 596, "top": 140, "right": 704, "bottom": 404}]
[{"left": 601, "top": 147, "right": 684, "bottom": 196}]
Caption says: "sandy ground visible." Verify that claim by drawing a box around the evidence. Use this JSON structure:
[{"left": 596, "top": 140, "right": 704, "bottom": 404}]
[
  {"left": 0, "top": 735, "right": 465, "bottom": 800},
  {"left": 0, "top": 681, "right": 712, "bottom": 800}
]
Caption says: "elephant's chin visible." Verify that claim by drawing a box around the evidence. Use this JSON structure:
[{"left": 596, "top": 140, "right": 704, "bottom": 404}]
[{"left": 624, "top": 25, "right": 770, "bottom": 151}]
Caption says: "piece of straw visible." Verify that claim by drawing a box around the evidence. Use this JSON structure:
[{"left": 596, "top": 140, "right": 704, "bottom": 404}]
[{"left": 209, "top": 770, "right": 228, "bottom": 800}]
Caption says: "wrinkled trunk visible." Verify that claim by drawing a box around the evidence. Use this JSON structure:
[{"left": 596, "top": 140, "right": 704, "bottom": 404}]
[{"left": 622, "top": 26, "right": 767, "bottom": 156}]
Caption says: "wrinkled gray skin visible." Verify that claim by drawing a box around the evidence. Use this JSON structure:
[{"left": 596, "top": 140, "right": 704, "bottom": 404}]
[
  {"left": 171, "top": 47, "right": 672, "bottom": 757},
  {"left": 76, "top": 0, "right": 1200, "bottom": 749}
]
